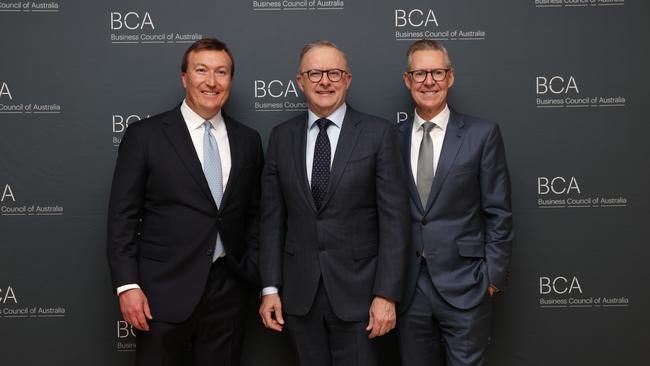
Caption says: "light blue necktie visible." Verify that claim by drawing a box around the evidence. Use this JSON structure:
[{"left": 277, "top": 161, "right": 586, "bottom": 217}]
[{"left": 203, "top": 121, "right": 224, "bottom": 261}]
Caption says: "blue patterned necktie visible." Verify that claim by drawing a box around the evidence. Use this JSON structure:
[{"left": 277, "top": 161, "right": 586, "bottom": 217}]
[
  {"left": 311, "top": 118, "right": 332, "bottom": 210},
  {"left": 203, "top": 121, "right": 224, "bottom": 260}
]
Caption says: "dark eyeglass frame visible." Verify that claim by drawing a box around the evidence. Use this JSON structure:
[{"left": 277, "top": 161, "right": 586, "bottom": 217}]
[
  {"left": 300, "top": 69, "right": 348, "bottom": 83},
  {"left": 406, "top": 68, "right": 451, "bottom": 83}
]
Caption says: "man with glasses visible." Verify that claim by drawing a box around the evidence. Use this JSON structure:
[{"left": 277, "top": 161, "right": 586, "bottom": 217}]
[
  {"left": 258, "top": 40, "right": 410, "bottom": 366},
  {"left": 396, "top": 39, "right": 514, "bottom": 366}
]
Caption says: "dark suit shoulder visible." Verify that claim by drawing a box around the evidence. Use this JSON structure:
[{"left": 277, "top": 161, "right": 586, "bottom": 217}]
[
  {"left": 347, "top": 108, "right": 393, "bottom": 128},
  {"left": 451, "top": 109, "right": 499, "bottom": 131},
  {"left": 223, "top": 112, "right": 262, "bottom": 141},
  {"left": 271, "top": 112, "right": 307, "bottom": 134},
  {"left": 123, "top": 107, "right": 177, "bottom": 134}
]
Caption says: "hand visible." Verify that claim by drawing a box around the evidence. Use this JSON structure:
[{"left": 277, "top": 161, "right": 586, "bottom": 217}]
[
  {"left": 488, "top": 285, "right": 498, "bottom": 297},
  {"left": 366, "top": 296, "right": 396, "bottom": 339},
  {"left": 119, "top": 288, "right": 153, "bottom": 331},
  {"left": 259, "top": 293, "right": 284, "bottom": 332}
]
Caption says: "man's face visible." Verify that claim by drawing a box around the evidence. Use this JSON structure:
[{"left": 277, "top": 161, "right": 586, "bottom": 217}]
[
  {"left": 181, "top": 49, "right": 232, "bottom": 120},
  {"left": 403, "top": 49, "right": 454, "bottom": 120},
  {"left": 296, "top": 46, "right": 352, "bottom": 118}
]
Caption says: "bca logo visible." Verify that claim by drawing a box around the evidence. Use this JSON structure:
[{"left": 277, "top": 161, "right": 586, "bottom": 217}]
[
  {"left": 395, "top": 9, "right": 439, "bottom": 27},
  {"left": 539, "top": 276, "right": 583, "bottom": 294},
  {"left": 110, "top": 11, "right": 155, "bottom": 30},
  {"left": 0, "top": 82, "right": 12, "bottom": 100},
  {"left": 117, "top": 320, "right": 137, "bottom": 338},
  {"left": 536, "top": 76, "right": 579, "bottom": 95},
  {"left": 112, "top": 114, "right": 148, "bottom": 133},
  {"left": 1, "top": 184, "right": 16, "bottom": 202},
  {"left": 254, "top": 80, "right": 299, "bottom": 99},
  {"left": 0, "top": 286, "right": 18, "bottom": 304},
  {"left": 537, "top": 177, "right": 580, "bottom": 195}
]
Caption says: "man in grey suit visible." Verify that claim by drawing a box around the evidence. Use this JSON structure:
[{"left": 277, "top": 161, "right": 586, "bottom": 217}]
[
  {"left": 258, "top": 40, "right": 410, "bottom": 366},
  {"left": 396, "top": 40, "right": 514, "bottom": 366}
]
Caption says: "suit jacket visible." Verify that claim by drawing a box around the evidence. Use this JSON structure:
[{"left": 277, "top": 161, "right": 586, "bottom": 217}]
[
  {"left": 398, "top": 109, "right": 514, "bottom": 311},
  {"left": 107, "top": 105, "right": 263, "bottom": 323},
  {"left": 259, "top": 106, "right": 410, "bottom": 322}
]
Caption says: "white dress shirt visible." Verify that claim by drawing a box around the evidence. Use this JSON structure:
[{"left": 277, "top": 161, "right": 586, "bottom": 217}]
[
  {"left": 410, "top": 105, "right": 450, "bottom": 181},
  {"left": 116, "top": 100, "right": 231, "bottom": 295}
]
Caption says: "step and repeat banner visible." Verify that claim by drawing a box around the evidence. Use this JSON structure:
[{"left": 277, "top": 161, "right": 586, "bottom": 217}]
[{"left": 1, "top": 1, "right": 648, "bottom": 365}]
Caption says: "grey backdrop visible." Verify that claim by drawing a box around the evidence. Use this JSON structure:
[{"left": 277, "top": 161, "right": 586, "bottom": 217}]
[{"left": 1, "top": 0, "right": 648, "bottom": 365}]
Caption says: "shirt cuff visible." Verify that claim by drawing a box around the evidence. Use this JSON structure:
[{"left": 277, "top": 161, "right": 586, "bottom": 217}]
[
  {"left": 116, "top": 284, "right": 140, "bottom": 296},
  {"left": 261, "top": 286, "right": 279, "bottom": 296}
]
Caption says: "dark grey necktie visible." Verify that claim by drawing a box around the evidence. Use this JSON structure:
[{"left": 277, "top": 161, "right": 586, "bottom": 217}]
[
  {"left": 417, "top": 121, "right": 435, "bottom": 207},
  {"left": 311, "top": 118, "right": 332, "bottom": 210}
]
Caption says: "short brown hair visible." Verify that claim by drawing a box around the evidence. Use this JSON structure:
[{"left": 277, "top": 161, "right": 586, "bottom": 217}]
[
  {"left": 405, "top": 39, "right": 452, "bottom": 70},
  {"left": 181, "top": 38, "right": 235, "bottom": 76}
]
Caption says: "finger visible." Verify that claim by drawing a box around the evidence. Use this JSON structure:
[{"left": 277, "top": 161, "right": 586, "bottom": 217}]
[
  {"left": 134, "top": 309, "right": 149, "bottom": 331},
  {"left": 369, "top": 324, "right": 382, "bottom": 339},
  {"left": 366, "top": 312, "right": 375, "bottom": 332},
  {"left": 143, "top": 300, "right": 153, "bottom": 320},
  {"left": 261, "top": 306, "right": 283, "bottom": 332},
  {"left": 274, "top": 303, "right": 285, "bottom": 325}
]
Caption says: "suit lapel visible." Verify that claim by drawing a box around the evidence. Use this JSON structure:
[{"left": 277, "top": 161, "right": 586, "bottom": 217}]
[
  {"left": 319, "top": 107, "right": 362, "bottom": 211},
  {"left": 398, "top": 118, "right": 424, "bottom": 213},
  {"left": 291, "top": 114, "right": 317, "bottom": 212},
  {"left": 162, "top": 107, "right": 216, "bottom": 208},
  {"left": 424, "top": 109, "right": 465, "bottom": 213},
  {"left": 221, "top": 113, "right": 240, "bottom": 209}
]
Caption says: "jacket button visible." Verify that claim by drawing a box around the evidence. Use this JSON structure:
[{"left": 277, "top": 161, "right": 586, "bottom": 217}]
[
  {"left": 421, "top": 218, "right": 427, "bottom": 225},
  {"left": 206, "top": 249, "right": 214, "bottom": 256},
  {"left": 416, "top": 250, "right": 421, "bottom": 257}
]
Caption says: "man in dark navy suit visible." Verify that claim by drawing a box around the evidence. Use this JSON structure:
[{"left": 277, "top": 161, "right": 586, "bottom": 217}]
[
  {"left": 258, "top": 40, "right": 410, "bottom": 366},
  {"left": 396, "top": 39, "right": 514, "bottom": 366}
]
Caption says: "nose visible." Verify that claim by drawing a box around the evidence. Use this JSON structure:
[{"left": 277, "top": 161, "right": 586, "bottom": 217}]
[
  {"left": 423, "top": 72, "right": 437, "bottom": 86},
  {"left": 206, "top": 72, "right": 217, "bottom": 87},
  {"left": 319, "top": 74, "right": 332, "bottom": 87}
]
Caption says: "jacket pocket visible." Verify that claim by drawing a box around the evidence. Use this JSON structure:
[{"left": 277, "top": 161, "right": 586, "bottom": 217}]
[{"left": 456, "top": 240, "right": 485, "bottom": 258}]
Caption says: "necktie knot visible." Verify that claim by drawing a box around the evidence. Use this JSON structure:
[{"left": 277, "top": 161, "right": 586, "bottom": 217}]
[
  {"left": 204, "top": 120, "right": 213, "bottom": 132},
  {"left": 316, "top": 118, "right": 332, "bottom": 131},
  {"left": 422, "top": 121, "right": 435, "bottom": 133}
]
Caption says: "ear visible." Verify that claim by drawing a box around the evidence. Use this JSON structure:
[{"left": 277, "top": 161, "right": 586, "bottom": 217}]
[
  {"left": 296, "top": 73, "right": 305, "bottom": 93},
  {"left": 447, "top": 69, "right": 455, "bottom": 88},
  {"left": 181, "top": 72, "right": 188, "bottom": 89},
  {"left": 403, "top": 72, "right": 412, "bottom": 90},
  {"left": 343, "top": 72, "right": 352, "bottom": 90}
]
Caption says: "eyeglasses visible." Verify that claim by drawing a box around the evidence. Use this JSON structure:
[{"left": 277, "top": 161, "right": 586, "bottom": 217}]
[
  {"left": 300, "top": 69, "right": 347, "bottom": 83},
  {"left": 406, "top": 69, "right": 450, "bottom": 83}
]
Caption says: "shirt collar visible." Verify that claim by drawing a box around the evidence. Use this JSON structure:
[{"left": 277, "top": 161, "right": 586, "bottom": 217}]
[
  {"left": 307, "top": 103, "right": 347, "bottom": 130},
  {"left": 414, "top": 104, "right": 449, "bottom": 132},
  {"left": 181, "top": 99, "right": 224, "bottom": 130}
]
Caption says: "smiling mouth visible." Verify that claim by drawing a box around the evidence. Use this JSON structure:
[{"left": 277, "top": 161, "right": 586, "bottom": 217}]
[{"left": 202, "top": 91, "right": 219, "bottom": 96}]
